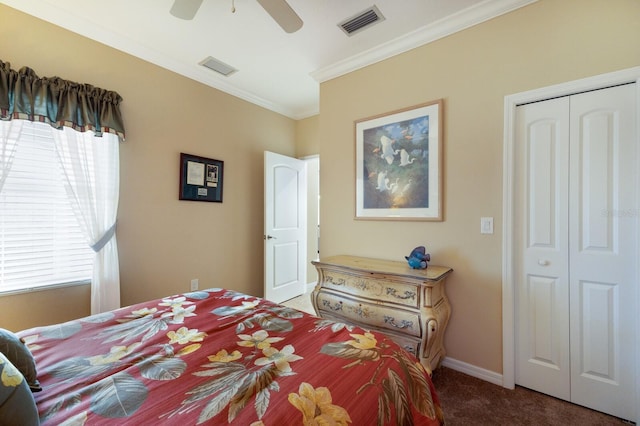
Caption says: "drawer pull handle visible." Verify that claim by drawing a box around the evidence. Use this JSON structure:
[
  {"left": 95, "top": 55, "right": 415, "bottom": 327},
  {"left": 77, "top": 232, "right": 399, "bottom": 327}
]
[
  {"left": 403, "top": 345, "right": 416, "bottom": 355},
  {"left": 384, "top": 316, "right": 414, "bottom": 330},
  {"left": 386, "top": 288, "right": 417, "bottom": 300},
  {"left": 326, "top": 276, "right": 346, "bottom": 286},
  {"left": 321, "top": 300, "right": 343, "bottom": 312}
]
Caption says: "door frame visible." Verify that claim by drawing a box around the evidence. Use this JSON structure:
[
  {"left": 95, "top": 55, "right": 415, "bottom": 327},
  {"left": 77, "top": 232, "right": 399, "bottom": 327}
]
[
  {"left": 302, "top": 155, "right": 320, "bottom": 291},
  {"left": 501, "top": 67, "right": 640, "bottom": 419}
]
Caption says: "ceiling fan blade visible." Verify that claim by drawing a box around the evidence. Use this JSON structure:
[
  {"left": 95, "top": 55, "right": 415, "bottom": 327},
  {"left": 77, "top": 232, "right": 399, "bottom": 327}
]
[
  {"left": 170, "top": 0, "right": 204, "bottom": 20},
  {"left": 256, "top": 0, "right": 303, "bottom": 33}
]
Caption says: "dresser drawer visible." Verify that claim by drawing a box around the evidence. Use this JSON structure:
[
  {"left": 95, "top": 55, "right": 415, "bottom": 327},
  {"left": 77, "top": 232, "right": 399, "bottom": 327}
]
[
  {"left": 315, "top": 311, "right": 421, "bottom": 359},
  {"left": 316, "top": 290, "right": 421, "bottom": 338},
  {"left": 386, "top": 334, "right": 421, "bottom": 358},
  {"left": 319, "top": 269, "right": 420, "bottom": 309},
  {"left": 312, "top": 256, "right": 452, "bottom": 372}
]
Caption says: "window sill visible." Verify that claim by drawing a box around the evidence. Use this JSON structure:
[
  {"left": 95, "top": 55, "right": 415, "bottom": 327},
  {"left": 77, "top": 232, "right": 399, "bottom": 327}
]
[{"left": 0, "top": 280, "right": 91, "bottom": 297}]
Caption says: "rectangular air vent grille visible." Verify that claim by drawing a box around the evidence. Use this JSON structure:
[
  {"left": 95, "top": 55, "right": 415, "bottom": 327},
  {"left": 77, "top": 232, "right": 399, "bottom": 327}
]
[
  {"left": 338, "top": 5, "right": 385, "bottom": 36},
  {"left": 200, "top": 56, "right": 238, "bottom": 77}
]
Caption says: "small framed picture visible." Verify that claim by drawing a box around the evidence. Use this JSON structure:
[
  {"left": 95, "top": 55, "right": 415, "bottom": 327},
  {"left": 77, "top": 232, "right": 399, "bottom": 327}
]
[{"left": 179, "top": 153, "right": 224, "bottom": 202}]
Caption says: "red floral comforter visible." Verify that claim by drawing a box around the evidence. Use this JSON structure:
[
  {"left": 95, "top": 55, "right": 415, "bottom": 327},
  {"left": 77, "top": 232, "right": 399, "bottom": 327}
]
[{"left": 18, "top": 289, "right": 444, "bottom": 425}]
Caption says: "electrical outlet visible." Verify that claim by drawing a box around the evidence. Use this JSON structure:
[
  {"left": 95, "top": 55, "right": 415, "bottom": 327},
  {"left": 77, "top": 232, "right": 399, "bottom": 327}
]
[{"left": 190, "top": 278, "right": 199, "bottom": 291}]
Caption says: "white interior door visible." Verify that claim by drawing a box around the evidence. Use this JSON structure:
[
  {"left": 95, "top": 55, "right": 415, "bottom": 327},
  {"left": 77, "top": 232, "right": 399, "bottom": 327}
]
[
  {"left": 515, "top": 84, "right": 638, "bottom": 421},
  {"left": 568, "top": 85, "right": 637, "bottom": 419},
  {"left": 264, "top": 151, "right": 307, "bottom": 303},
  {"left": 514, "top": 96, "right": 571, "bottom": 400}
]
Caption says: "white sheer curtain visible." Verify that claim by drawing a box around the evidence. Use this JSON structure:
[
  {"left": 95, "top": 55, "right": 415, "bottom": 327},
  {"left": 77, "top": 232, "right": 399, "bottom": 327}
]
[
  {"left": 0, "top": 120, "right": 24, "bottom": 192},
  {"left": 52, "top": 126, "right": 121, "bottom": 314}
]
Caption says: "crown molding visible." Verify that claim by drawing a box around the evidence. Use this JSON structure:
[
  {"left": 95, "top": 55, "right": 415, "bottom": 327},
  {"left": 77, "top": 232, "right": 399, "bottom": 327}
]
[{"left": 310, "top": 0, "right": 538, "bottom": 83}]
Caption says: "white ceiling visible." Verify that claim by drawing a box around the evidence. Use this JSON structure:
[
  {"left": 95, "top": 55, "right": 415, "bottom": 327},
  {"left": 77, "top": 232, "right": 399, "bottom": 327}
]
[{"left": 1, "top": 0, "right": 535, "bottom": 119}]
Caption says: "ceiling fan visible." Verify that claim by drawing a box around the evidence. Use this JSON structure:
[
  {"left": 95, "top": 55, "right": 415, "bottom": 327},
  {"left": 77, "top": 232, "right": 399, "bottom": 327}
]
[{"left": 170, "top": 0, "right": 303, "bottom": 33}]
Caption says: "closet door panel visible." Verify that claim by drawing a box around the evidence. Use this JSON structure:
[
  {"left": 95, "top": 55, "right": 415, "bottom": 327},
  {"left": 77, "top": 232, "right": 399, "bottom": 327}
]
[
  {"left": 514, "top": 97, "right": 570, "bottom": 400},
  {"left": 516, "top": 83, "right": 638, "bottom": 422},
  {"left": 577, "top": 280, "right": 617, "bottom": 380},
  {"left": 569, "top": 84, "right": 637, "bottom": 421}
]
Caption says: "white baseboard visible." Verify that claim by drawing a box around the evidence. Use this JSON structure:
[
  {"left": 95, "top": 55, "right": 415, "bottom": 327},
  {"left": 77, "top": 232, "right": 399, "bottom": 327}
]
[
  {"left": 305, "top": 281, "right": 316, "bottom": 293},
  {"left": 440, "top": 357, "right": 504, "bottom": 387},
  {"left": 303, "top": 284, "right": 506, "bottom": 389}
]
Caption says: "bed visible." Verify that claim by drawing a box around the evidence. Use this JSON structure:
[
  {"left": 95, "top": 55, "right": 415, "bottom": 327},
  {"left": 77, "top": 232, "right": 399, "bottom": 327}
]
[{"left": 4, "top": 288, "right": 445, "bottom": 425}]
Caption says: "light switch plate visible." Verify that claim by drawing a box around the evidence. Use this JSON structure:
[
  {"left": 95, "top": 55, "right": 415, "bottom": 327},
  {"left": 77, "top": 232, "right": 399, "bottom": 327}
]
[{"left": 481, "top": 217, "right": 494, "bottom": 234}]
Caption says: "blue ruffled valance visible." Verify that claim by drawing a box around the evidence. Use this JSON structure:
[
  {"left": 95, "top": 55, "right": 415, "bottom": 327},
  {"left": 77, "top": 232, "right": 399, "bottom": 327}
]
[{"left": 0, "top": 60, "right": 125, "bottom": 141}]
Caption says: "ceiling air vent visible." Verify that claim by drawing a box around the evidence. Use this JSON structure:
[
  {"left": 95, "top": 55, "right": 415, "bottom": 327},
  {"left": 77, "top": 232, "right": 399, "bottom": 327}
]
[
  {"left": 199, "top": 56, "right": 238, "bottom": 77},
  {"left": 338, "top": 5, "right": 385, "bottom": 36}
]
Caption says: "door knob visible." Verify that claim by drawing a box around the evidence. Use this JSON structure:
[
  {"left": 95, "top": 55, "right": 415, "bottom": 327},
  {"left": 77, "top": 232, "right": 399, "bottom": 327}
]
[
  {"left": 538, "top": 259, "right": 549, "bottom": 266},
  {"left": 264, "top": 235, "right": 277, "bottom": 240}
]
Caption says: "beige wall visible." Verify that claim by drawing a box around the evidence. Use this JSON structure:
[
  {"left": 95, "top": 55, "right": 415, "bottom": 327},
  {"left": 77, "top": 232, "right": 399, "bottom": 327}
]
[
  {"left": 1, "top": 0, "right": 639, "bottom": 378},
  {"left": 295, "top": 115, "right": 320, "bottom": 158},
  {"left": 0, "top": 5, "right": 297, "bottom": 331},
  {"left": 318, "top": 0, "right": 640, "bottom": 373},
  {"left": 0, "top": 285, "right": 91, "bottom": 331}
]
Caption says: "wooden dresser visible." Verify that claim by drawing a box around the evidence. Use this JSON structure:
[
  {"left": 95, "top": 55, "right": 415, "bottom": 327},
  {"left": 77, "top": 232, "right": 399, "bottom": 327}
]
[{"left": 311, "top": 255, "right": 452, "bottom": 373}]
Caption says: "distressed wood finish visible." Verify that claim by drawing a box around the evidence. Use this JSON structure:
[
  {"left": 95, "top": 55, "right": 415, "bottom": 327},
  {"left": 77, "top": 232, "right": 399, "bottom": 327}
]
[{"left": 312, "top": 255, "right": 452, "bottom": 373}]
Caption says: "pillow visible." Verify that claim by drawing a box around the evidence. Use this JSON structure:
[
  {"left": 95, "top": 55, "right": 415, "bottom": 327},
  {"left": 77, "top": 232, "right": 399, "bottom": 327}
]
[
  {"left": 0, "top": 329, "right": 41, "bottom": 392},
  {"left": 0, "top": 352, "right": 40, "bottom": 425}
]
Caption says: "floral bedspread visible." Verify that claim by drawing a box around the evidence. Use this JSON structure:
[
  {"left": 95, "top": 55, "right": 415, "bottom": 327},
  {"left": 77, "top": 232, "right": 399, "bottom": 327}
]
[{"left": 18, "top": 289, "right": 444, "bottom": 425}]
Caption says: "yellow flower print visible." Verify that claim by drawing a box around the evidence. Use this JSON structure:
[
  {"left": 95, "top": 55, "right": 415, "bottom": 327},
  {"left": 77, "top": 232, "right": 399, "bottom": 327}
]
[
  {"left": 237, "top": 330, "right": 284, "bottom": 349},
  {"left": 207, "top": 349, "right": 242, "bottom": 363},
  {"left": 88, "top": 343, "right": 141, "bottom": 366},
  {"left": 239, "top": 300, "right": 260, "bottom": 311},
  {"left": 346, "top": 332, "right": 378, "bottom": 350},
  {"left": 254, "top": 344, "right": 302, "bottom": 373},
  {"left": 176, "top": 344, "right": 201, "bottom": 357},
  {"left": 289, "top": 382, "right": 352, "bottom": 426},
  {"left": 0, "top": 357, "right": 23, "bottom": 387},
  {"left": 167, "top": 327, "right": 206, "bottom": 345},
  {"left": 131, "top": 307, "right": 158, "bottom": 317}
]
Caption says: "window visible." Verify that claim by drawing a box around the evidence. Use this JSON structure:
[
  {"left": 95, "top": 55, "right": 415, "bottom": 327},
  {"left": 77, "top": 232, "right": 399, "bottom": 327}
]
[{"left": 0, "top": 121, "right": 94, "bottom": 293}]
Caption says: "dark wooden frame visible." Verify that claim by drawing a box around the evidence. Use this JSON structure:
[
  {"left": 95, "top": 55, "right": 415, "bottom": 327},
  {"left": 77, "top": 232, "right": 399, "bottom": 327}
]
[{"left": 179, "top": 153, "right": 224, "bottom": 202}]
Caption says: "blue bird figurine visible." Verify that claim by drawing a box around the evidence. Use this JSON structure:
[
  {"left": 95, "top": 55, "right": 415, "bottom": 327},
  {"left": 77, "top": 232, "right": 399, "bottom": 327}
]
[{"left": 405, "top": 246, "right": 430, "bottom": 269}]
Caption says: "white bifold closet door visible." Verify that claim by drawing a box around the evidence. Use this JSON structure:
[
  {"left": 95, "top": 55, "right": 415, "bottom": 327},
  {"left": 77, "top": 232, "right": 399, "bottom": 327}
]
[{"left": 514, "top": 83, "right": 637, "bottom": 421}]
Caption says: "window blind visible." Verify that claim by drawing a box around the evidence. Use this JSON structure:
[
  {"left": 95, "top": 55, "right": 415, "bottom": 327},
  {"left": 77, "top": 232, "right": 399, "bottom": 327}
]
[{"left": 0, "top": 121, "right": 94, "bottom": 293}]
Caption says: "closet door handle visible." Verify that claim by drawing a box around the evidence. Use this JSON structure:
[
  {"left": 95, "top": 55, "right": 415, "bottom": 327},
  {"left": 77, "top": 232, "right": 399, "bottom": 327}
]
[{"left": 538, "top": 259, "right": 549, "bottom": 266}]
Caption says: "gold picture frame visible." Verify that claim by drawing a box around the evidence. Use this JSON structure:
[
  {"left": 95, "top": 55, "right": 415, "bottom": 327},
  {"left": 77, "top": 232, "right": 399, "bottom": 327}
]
[{"left": 355, "top": 99, "right": 443, "bottom": 221}]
